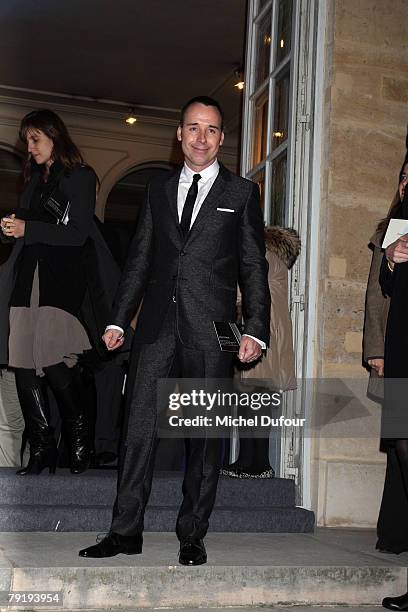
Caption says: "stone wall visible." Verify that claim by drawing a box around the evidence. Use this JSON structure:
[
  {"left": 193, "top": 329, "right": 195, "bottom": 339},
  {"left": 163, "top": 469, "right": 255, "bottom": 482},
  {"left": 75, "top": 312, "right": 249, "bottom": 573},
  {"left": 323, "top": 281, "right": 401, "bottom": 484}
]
[{"left": 315, "top": 0, "right": 407, "bottom": 526}]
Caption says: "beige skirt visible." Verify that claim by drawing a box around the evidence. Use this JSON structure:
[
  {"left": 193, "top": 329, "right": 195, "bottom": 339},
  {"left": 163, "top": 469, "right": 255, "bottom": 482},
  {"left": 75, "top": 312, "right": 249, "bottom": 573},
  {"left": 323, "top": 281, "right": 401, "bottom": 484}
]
[{"left": 8, "top": 266, "right": 91, "bottom": 375}]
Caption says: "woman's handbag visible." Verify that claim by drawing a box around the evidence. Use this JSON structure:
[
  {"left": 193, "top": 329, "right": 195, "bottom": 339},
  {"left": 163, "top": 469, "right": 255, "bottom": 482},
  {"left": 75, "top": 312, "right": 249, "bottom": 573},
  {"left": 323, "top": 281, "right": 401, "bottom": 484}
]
[
  {"left": 43, "top": 186, "right": 70, "bottom": 225},
  {"left": 42, "top": 168, "right": 70, "bottom": 225}
]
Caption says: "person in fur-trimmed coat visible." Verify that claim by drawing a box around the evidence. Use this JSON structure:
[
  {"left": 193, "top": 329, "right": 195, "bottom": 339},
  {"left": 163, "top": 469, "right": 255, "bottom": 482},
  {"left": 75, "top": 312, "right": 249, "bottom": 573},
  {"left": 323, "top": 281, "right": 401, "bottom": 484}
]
[{"left": 223, "top": 226, "right": 300, "bottom": 478}]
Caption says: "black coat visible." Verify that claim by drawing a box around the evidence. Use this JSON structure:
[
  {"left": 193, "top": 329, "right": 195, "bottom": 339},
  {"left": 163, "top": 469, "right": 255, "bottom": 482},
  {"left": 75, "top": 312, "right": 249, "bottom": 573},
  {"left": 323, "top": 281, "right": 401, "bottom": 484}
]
[
  {"left": 380, "top": 189, "right": 408, "bottom": 380},
  {"left": 0, "top": 164, "right": 124, "bottom": 364},
  {"left": 11, "top": 163, "right": 96, "bottom": 315},
  {"left": 380, "top": 192, "right": 408, "bottom": 440},
  {"left": 112, "top": 163, "right": 271, "bottom": 350}
]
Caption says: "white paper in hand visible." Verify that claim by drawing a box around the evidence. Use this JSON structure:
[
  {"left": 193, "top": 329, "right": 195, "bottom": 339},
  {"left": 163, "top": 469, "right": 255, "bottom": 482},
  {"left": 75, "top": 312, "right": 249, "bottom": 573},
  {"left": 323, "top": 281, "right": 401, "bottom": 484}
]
[{"left": 382, "top": 219, "right": 408, "bottom": 249}]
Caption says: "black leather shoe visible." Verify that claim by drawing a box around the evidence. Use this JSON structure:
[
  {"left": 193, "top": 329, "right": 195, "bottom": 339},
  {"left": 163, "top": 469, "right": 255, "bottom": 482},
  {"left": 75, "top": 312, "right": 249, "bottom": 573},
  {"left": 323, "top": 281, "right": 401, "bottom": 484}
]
[
  {"left": 179, "top": 538, "right": 207, "bottom": 566},
  {"left": 377, "top": 547, "right": 398, "bottom": 554},
  {"left": 383, "top": 592, "right": 408, "bottom": 610},
  {"left": 79, "top": 532, "right": 143, "bottom": 558},
  {"left": 376, "top": 540, "right": 401, "bottom": 555}
]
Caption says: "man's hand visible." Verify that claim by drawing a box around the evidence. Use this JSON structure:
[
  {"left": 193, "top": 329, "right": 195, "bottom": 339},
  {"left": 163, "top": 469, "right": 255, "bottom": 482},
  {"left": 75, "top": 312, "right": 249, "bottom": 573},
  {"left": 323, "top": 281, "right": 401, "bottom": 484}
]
[
  {"left": 102, "top": 329, "right": 124, "bottom": 351},
  {"left": 385, "top": 234, "right": 408, "bottom": 265},
  {"left": 238, "top": 336, "right": 262, "bottom": 363},
  {"left": 367, "top": 358, "right": 384, "bottom": 377}
]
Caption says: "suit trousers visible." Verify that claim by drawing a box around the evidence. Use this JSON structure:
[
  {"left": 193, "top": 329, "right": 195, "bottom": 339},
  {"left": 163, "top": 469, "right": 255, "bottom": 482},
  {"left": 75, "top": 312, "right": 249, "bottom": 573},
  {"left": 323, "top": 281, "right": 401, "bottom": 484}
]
[{"left": 110, "top": 302, "right": 233, "bottom": 540}]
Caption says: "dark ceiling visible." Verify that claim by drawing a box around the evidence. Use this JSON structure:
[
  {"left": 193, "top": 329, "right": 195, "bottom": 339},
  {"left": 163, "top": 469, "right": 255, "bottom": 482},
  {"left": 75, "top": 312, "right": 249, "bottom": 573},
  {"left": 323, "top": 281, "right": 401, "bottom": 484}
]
[{"left": 0, "top": 0, "right": 247, "bottom": 122}]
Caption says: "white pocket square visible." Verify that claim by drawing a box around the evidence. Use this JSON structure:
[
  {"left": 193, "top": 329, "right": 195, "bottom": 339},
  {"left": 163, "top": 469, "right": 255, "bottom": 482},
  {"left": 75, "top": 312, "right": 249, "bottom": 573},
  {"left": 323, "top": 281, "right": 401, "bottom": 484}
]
[{"left": 217, "top": 207, "right": 235, "bottom": 213}]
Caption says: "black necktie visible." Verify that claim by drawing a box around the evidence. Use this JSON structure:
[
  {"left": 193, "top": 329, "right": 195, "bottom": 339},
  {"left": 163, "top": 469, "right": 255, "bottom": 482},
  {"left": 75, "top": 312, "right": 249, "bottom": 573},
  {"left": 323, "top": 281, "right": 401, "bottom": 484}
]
[{"left": 180, "top": 173, "right": 201, "bottom": 237}]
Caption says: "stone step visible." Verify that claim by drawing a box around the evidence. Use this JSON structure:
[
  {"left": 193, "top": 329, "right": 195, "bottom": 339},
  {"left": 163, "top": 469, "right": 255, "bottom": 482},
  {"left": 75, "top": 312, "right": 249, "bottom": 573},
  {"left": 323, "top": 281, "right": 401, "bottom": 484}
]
[
  {"left": 0, "top": 504, "right": 314, "bottom": 532},
  {"left": 0, "top": 531, "right": 404, "bottom": 609},
  {"left": 37, "top": 608, "right": 383, "bottom": 612},
  {"left": 0, "top": 468, "right": 296, "bottom": 508},
  {"left": 0, "top": 468, "right": 314, "bottom": 533}
]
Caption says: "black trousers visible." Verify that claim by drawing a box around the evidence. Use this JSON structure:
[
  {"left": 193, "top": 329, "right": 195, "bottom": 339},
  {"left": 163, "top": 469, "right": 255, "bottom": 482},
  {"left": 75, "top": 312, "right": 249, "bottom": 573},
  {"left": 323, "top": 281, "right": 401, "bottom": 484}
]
[
  {"left": 377, "top": 445, "right": 408, "bottom": 553},
  {"left": 110, "top": 304, "right": 233, "bottom": 540}
]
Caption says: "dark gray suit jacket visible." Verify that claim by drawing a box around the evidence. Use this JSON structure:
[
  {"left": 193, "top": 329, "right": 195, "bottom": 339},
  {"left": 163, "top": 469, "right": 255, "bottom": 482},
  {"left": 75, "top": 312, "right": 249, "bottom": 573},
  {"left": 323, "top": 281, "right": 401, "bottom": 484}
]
[{"left": 112, "top": 163, "right": 271, "bottom": 351}]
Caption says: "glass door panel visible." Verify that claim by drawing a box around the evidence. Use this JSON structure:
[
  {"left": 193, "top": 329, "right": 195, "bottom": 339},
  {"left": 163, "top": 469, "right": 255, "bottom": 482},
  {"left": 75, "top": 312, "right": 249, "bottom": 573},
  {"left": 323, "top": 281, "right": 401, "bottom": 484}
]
[
  {"left": 276, "top": 0, "right": 293, "bottom": 64},
  {"left": 258, "top": 0, "right": 272, "bottom": 13},
  {"left": 252, "top": 167, "right": 266, "bottom": 212},
  {"left": 270, "top": 153, "right": 287, "bottom": 225},
  {"left": 254, "top": 13, "right": 272, "bottom": 90},
  {"left": 252, "top": 91, "right": 269, "bottom": 167},
  {"left": 272, "top": 72, "right": 290, "bottom": 150}
]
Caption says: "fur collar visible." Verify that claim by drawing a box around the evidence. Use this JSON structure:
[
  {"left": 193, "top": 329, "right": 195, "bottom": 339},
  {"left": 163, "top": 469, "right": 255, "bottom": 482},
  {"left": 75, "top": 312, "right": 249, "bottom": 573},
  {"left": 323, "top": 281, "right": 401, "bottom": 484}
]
[{"left": 265, "top": 226, "right": 301, "bottom": 269}]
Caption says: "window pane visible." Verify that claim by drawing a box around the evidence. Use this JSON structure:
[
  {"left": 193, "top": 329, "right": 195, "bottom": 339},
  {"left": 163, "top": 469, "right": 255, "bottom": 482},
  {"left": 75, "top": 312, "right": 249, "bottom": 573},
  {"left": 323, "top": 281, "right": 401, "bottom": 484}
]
[
  {"left": 257, "top": 0, "right": 271, "bottom": 13},
  {"left": 254, "top": 12, "right": 272, "bottom": 90},
  {"left": 270, "top": 153, "right": 287, "bottom": 225},
  {"left": 252, "top": 168, "right": 266, "bottom": 213},
  {"left": 276, "top": 0, "right": 293, "bottom": 65},
  {"left": 272, "top": 72, "right": 289, "bottom": 150},
  {"left": 252, "top": 91, "right": 269, "bottom": 167}
]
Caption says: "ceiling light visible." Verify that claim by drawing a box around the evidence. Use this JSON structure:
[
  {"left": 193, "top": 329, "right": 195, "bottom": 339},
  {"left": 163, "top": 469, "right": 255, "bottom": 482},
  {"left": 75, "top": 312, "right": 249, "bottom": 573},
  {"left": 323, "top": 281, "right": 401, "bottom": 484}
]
[
  {"left": 234, "top": 68, "right": 244, "bottom": 91},
  {"left": 280, "top": 39, "right": 285, "bottom": 48},
  {"left": 273, "top": 131, "right": 284, "bottom": 138},
  {"left": 125, "top": 109, "right": 137, "bottom": 125}
]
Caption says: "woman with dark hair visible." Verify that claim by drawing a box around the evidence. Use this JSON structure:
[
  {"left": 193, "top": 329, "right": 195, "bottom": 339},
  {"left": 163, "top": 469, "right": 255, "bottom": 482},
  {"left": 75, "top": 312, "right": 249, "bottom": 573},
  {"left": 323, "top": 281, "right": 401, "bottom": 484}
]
[
  {"left": 363, "top": 155, "right": 408, "bottom": 610},
  {"left": 364, "top": 160, "right": 408, "bottom": 392},
  {"left": 0, "top": 109, "right": 98, "bottom": 475}
]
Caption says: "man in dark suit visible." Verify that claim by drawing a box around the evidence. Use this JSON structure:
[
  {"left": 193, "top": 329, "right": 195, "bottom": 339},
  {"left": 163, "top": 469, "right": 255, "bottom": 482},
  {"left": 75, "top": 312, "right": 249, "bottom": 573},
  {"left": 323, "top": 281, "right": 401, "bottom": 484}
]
[{"left": 79, "top": 96, "right": 271, "bottom": 565}]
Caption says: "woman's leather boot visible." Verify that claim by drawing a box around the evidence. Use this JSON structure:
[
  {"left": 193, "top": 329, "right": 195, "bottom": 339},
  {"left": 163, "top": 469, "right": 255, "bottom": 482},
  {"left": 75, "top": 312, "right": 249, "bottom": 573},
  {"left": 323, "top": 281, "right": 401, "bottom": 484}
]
[
  {"left": 46, "top": 365, "right": 93, "bottom": 474},
  {"left": 14, "top": 372, "right": 57, "bottom": 475}
]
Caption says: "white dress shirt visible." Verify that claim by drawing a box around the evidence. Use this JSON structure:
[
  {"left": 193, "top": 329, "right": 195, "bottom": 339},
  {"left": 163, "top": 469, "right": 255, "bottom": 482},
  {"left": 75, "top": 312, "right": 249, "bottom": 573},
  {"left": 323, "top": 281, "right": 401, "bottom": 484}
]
[
  {"left": 177, "top": 159, "right": 219, "bottom": 227},
  {"left": 107, "top": 159, "right": 265, "bottom": 350}
]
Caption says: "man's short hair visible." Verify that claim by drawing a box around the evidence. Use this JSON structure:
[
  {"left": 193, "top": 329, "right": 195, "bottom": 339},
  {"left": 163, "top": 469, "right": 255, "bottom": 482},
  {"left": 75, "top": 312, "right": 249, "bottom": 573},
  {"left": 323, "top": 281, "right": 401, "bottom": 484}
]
[{"left": 180, "top": 96, "right": 224, "bottom": 131}]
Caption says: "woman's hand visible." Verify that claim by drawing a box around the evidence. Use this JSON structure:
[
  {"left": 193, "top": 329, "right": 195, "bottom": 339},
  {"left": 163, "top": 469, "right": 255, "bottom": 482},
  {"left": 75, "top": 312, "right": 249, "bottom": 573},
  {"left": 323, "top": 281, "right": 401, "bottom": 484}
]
[
  {"left": 385, "top": 234, "right": 408, "bottom": 265},
  {"left": 1, "top": 213, "right": 15, "bottom": 234},
  {"left": 367, "top": 358, "right": 384, "bottom": 377},
  {"left": 1, "top": 215, "right": 25, "bottom": 238}
]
